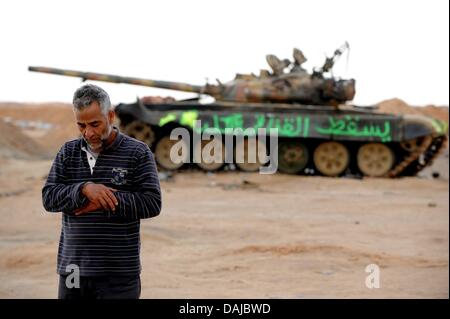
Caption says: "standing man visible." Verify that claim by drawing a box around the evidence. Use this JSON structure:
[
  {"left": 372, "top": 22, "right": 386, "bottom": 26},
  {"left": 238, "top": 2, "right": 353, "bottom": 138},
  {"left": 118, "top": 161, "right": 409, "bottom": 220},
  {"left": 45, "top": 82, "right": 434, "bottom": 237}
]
[{"left": 42, "top": 84, "right": 162, "bottom": 299}]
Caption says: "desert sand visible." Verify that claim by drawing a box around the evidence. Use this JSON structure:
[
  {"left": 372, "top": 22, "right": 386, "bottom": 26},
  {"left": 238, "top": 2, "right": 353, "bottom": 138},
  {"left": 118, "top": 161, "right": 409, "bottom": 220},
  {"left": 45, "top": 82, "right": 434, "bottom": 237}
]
[{"left": 0, "top": 101, "right": 448, "bottom": 298}]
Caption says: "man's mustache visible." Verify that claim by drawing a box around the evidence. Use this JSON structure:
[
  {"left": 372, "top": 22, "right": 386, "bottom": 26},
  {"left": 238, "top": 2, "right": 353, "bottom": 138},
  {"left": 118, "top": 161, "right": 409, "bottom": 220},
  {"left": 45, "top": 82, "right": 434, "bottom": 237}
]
[{"left": 83, "top": 126, "right": 112, "bottom": 149}]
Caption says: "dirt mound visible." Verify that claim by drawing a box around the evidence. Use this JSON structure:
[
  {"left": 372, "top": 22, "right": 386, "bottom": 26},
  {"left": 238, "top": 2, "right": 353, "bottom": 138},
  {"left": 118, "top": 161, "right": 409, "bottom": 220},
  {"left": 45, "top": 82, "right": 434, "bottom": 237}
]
[
  {"left": 377, "top": 98, "right": 449, "bottom": 125},
  {"left": 0, "top": 120, "right": 48, "bottom": 159},
  {"left": 422, "top": 105, "right": 450, "bottom": 124},
  {"left": 0, "top": 102, "right": 80, "bottom": 155}
]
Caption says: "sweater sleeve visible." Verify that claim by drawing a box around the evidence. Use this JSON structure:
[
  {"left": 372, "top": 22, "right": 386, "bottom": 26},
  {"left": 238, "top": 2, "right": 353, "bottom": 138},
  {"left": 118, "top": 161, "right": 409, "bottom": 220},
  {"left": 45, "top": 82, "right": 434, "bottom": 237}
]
[
  {"left": 42, "top": 145, "right": 88, "bottom": 213},
  {"left": 112, "top": 146, "right": 162, "bottom": 220}
]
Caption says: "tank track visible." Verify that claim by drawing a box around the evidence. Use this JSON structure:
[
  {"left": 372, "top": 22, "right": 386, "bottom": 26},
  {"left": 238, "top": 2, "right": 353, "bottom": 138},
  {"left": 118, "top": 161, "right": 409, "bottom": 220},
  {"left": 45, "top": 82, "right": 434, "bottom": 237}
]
[
  {"left": 387, "top": 135, "right": 448, "bottom": 177},
  {"left": 403, "top": 135, "right": 448, "bottom": 176}
]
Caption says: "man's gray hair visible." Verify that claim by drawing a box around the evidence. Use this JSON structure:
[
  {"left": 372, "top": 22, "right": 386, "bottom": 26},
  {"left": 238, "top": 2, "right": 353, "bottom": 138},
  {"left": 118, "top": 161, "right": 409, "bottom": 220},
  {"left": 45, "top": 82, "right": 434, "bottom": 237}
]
[{"left": 73, "top": 84, "right": 112, "bottom": 114}]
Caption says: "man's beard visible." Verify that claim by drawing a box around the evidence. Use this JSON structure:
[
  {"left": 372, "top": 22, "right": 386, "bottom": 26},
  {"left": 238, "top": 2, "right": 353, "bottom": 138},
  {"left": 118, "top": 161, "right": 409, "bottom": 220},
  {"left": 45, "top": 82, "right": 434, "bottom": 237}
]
[{"left": 85, "top": 125, "right": 113, "bottom": 152}]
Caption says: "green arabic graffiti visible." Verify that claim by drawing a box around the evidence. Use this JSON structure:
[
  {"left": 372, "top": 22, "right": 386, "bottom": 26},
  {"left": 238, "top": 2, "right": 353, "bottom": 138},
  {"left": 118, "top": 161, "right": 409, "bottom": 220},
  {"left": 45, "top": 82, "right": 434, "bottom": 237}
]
[
  {"left": 431, "top": 119, "right": 448, "bottom": 135},
  {"left": 315, "top": 115, "right": 392, "bottom": 142},
  {"left": 256, "top": 115, "right": 310, "bottom": 137},
  {"left": 201, "top": 113, "right": 310, "bottom": 137},
  {"left": 179, "top": 111, "right": 198, "bottom": 128},
  {"left": 159, "top": 113, "right": 177, "bottom": 127},
  {"left": 159, "top": 111, "right": 393, "bottom": 141},
  {"left": 159, "top": 111, "right": 199, "bottom": 129},
  {"left": 201, "top": 114, "right": 244, "bottom": 134}
]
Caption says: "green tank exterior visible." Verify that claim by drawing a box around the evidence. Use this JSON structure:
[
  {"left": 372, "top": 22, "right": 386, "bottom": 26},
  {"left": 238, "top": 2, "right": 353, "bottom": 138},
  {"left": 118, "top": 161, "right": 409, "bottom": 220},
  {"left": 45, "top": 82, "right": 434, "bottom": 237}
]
[{"left": 28, "top": 45, "right": 448, "bottom": 177}]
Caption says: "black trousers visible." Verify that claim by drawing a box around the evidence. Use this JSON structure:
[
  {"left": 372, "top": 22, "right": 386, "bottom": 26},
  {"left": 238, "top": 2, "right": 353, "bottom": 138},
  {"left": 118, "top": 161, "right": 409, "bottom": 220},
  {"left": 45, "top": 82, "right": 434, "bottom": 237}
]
[{"left": 58, "top": 274, "right": 141, "bottom": 299}]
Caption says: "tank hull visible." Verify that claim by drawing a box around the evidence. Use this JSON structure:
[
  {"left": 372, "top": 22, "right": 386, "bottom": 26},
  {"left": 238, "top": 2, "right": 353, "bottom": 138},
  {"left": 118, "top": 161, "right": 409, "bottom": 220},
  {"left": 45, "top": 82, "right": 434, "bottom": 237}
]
[{"left": 115, "top": 100, "right": 447, "bottom": 177}]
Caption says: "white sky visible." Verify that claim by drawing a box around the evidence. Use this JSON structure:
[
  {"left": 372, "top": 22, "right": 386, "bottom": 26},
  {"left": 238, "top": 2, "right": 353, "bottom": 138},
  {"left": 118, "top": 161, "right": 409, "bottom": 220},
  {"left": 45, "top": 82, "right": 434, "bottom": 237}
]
[{"left": 0, "top": 0, "right": 448, "bottom": 106}]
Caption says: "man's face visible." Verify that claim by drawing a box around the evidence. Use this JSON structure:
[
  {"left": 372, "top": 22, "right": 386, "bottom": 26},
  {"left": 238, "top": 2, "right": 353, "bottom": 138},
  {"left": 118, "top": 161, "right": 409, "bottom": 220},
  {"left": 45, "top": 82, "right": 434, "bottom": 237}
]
[{"left": 74, "top": 101, "right": 115, "bottom": 152}]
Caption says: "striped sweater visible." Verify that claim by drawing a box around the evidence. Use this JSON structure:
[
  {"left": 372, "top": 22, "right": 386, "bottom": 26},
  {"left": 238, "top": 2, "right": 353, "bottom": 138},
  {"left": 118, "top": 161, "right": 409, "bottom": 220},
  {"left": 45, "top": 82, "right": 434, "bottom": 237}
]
[{"left": 42, "top": 130, "right": 162, "bottom": 276}]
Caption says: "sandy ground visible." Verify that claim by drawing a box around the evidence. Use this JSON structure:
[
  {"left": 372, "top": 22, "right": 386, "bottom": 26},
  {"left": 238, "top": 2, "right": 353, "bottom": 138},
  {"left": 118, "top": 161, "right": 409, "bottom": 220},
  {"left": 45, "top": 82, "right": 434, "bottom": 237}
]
[
  {"left": 0, "top": 155, "right": 448, "bottom": 299},
  {"left": 0, "top": 101, "right": 448, "bottom": 298}
]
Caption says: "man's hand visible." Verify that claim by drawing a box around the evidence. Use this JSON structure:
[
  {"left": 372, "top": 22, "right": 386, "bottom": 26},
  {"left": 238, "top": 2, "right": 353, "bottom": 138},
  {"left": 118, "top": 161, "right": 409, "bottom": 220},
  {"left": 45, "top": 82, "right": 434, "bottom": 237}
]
[
  {"left": 81, "top": 182, "right": 118, "bottom": 212},
  {"left": 74, "top": 201, "right": 102, "bottom": 216}
]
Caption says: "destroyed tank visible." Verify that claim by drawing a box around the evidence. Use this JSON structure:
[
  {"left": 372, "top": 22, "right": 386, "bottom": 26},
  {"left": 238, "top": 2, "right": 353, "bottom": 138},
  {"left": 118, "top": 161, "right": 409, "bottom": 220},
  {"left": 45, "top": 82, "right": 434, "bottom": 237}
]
[{"left": 28, "top": 45, "right": 448, "bottom": 177}]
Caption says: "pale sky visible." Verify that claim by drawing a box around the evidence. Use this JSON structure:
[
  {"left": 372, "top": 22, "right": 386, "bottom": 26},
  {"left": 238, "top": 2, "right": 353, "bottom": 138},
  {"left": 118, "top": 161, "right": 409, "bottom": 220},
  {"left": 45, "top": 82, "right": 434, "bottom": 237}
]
[{"left": 0, "top": 0, "right": 448, "bottom": 106}]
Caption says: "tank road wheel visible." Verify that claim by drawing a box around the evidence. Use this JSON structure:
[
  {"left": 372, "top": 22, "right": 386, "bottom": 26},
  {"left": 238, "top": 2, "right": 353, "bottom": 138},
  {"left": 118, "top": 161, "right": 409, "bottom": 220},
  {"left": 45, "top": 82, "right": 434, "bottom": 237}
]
[
  {"left": 357, "top": 143, "right": 395, "bottom": 177},
  {"left": 313, "top": 141, "right": 350, "bottom": 177},
  {"left": 400, "top": 137, "right": 424, "bottom": 153},
  {"left": 235, "top": 138, "right": 267, "bottom": 172},
  {"left": 124, "top": 121, "right": 155, "bottom": 146},
  {"left": 194, "top": 139, "right": 226, "bottom": 171},
  {"left": 277, "top": 141, "right": 309, "bottom": 174},
  {"left": 155, "top": 136, "right": 188, "bottom": 170}
]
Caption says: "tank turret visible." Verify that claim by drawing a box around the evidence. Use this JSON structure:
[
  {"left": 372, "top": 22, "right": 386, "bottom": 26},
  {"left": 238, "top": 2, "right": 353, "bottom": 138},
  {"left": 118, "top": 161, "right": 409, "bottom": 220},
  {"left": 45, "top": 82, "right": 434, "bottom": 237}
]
[{"left": 28, "top": 44, "right": 355, "bottom": 106}]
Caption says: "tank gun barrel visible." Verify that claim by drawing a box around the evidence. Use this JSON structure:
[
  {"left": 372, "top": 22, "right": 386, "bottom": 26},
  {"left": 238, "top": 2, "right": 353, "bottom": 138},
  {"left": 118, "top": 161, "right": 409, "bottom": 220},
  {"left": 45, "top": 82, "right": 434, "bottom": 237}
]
[{"left": 28, "top": 66, "right": 215, "bottom": 95}]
